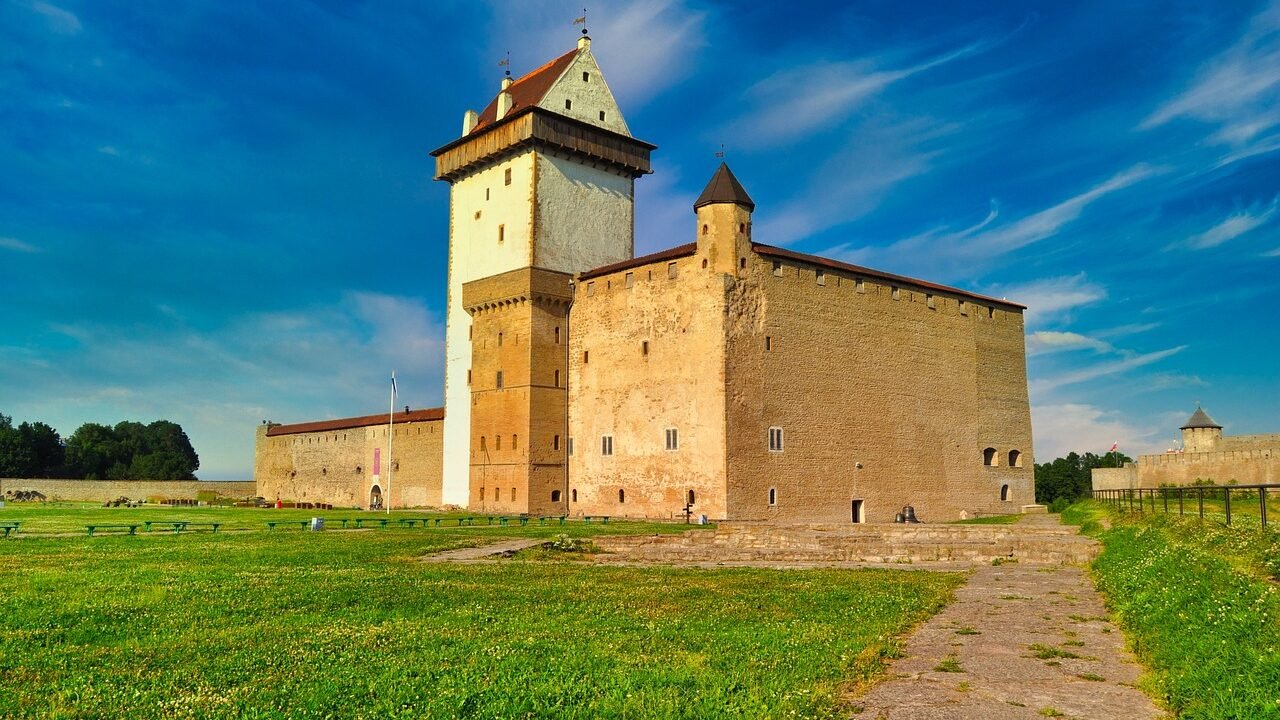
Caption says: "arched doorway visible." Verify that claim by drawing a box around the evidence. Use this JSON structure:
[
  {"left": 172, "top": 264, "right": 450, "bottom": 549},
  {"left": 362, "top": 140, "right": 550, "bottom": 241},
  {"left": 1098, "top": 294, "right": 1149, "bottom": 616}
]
[{"left": 369, "top": 484, "right": 383, "bottom": 510}]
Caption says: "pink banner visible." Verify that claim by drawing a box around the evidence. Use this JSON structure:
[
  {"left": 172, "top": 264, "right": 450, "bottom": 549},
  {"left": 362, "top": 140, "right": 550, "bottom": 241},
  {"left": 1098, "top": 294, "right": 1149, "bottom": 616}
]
[{"left": 373, "top": 448, "right": 381, "bottom": 476}]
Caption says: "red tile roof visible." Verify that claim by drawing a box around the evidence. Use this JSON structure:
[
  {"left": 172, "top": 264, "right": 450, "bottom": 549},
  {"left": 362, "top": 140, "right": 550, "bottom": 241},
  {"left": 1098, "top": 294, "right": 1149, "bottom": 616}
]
[
  {"left": 578, "top": 243, "right": 697, "bottom": 280},
  {"left": 266, "top": 407, "right": 444, "bottom": 437},
  {"left": 752, "top": 243, "right": 1026, "bottom": 310},
  {"left": 469, "top": 47, "right": 579, "bottom": 137}
]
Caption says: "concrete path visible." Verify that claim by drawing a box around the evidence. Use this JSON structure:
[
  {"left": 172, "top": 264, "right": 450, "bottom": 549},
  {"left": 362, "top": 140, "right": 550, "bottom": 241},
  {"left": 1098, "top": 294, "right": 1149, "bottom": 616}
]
[
  {"left": 419, "top": 537, "right": 545, "bottom": 562},
  {"left": 852, "top": 520, "right": 1165, "bottom": 719}
]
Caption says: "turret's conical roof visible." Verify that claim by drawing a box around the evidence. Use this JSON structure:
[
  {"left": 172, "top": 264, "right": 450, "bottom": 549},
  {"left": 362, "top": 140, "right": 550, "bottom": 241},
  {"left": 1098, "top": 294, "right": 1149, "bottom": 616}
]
[
  {"left": 1180, "top": 405, "right": 1223, "bottom": 430},
  {"left": 694, "top": 162, "right": 755, "bottom": 211}
]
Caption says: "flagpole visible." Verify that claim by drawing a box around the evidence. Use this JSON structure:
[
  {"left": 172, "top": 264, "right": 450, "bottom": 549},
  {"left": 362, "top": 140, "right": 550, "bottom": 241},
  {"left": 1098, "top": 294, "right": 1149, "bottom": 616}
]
[{"left": 388, "top": 371, "right": 395, "bottom": 516}]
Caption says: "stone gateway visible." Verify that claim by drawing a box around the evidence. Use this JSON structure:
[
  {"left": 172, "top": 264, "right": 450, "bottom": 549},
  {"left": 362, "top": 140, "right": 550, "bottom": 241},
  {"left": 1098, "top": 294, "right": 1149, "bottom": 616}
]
[{"left": 253, "top": 36, "right": 1036, "bottom": 522}]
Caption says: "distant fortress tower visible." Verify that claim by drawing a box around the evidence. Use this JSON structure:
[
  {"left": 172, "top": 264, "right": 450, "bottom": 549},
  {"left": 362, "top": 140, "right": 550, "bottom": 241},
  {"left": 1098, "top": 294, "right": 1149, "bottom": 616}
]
[
  {"left": 429, "top": 35, "right": 654, "bottom": 507},
  {"left": 1180, "top": 404, "right": 1223, "bottom": 453}
]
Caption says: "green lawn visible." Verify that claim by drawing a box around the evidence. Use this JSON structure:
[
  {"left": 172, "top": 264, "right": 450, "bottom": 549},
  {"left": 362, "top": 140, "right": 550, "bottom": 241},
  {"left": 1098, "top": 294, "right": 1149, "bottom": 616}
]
[
  {"left": 1064, "top": 501, "right": 1280, "bottom": 719},
  {"left": 0, "top": 504, "right": 962, "bottom": 719},
  {"left": 951, "top": 513, "right": 1021, "bottom": 525}
]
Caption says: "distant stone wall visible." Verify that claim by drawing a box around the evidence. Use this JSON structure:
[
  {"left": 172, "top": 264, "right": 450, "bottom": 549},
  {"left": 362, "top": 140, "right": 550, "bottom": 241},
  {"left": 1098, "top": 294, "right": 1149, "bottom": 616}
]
[
  {"left": 0, "top": 478, "right": 256, "bottom": 502},
  {"left": 1135, "top": 448, "right": 1278, "bottom": 487},
  {"left": 1091, "top": 466, "right": 1138, "bottom": 491}
]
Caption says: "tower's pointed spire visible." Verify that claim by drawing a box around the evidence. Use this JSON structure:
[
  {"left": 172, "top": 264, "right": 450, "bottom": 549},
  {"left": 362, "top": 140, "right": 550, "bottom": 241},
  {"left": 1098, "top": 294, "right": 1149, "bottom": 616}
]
[
  {"left": 1180, "top": 404, "right": 1222, "bottom": 430},
  {"left": 694, "top": 162, "right": 755, "bottom": 211}
]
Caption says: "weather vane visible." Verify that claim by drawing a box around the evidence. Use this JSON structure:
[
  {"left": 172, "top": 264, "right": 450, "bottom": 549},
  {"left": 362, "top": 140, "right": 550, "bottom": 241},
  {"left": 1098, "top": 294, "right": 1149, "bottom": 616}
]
[
  {"left": 498, "top": 50, "right": 511, "bottom": 77},
  {"left": 715, "top": 143, "right": 725, "bottom": 159},
  {"left": 574, "top": 8, "right": 588, "bottom": 35}
]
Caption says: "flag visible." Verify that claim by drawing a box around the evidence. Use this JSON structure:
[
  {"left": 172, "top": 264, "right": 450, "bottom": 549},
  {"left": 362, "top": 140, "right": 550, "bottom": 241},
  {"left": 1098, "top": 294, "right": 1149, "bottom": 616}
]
[
  {"left": 573, "top": 15, "right": 586, "bottom": 25},
  {"left": 1109, "top": 442, "right": 1118, "bottom": 452},
  {"left": 497, "top": 57, "right": 509, "bottom": 67}
]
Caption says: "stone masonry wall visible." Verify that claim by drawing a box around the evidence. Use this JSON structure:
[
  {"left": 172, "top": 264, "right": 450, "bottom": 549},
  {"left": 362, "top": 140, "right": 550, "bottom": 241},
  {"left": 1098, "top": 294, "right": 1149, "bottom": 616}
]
[
  {"left": 726, "top": 248, "right": 1034, "bottom": 524},
  {"left": 1, "top": 478, "right": 256, "bottom": 502}
]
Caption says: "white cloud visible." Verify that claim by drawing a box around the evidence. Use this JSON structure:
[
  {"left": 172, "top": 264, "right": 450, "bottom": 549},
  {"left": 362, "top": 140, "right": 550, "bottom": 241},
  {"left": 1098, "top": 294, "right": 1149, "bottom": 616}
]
[
  {"left": 1030, "top": 345, "right": 1187, "bottom": 394},
  {"left": 728, "top": 40, "right": 983, "bottom": 148},
  {"left": 97, "top": 145, "right": 121, "bottom": 156},
  {"left": 28, "top": 1, "right": 81, "bottom": 34},
  {"left": 1031, "top": 403, "right": 1165, "bottom": 460},
  {"left": 984, "top": 273, "right": 1106, "bottom": 328},
  {"left": 1181, "top": 199, "right": 1277, "bottom": 250},
  {"left": 1142, "top": 1, "right": 1280, "bottom": 164},
  {"left": 0, "top": 237, "right": 39, "bottom": 253},
  {"left": 1026, "top": 331, "right": 1112, "bottom": 356},
  {"left": 1264, "top": 247, "right": 1280, "bottom": 257}
]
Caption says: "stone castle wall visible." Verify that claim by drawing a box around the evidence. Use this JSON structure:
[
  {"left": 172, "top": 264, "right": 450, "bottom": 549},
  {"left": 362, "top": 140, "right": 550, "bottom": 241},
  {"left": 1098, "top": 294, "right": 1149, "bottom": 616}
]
[
  {"left": 725, "top": 249, "right": 1033, "bottom": 524},
  {"left": 0, "top": 478, "right": 256, "bottom": 502},
  {"left": 254, "top": 419, "right": 444, "bottom": 509}
]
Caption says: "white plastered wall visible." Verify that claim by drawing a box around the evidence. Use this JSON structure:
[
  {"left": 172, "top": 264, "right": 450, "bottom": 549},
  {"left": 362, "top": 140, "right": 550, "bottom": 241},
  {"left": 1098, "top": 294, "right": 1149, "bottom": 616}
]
[
  {"left": 442, "top": 151, "right": 537, "bottom": 505},
  {"left": 537, "top": 47, "right": 631, "bottom": 137},
  {"left": 534, "top": 153, "right": 634, "bottom": 272}
]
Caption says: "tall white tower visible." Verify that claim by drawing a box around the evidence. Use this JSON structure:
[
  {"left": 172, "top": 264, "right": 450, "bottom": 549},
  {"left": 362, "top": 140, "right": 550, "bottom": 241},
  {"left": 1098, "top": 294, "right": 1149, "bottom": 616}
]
[{"left": 431, "top": 36, "right": 655, "bottom": 506}]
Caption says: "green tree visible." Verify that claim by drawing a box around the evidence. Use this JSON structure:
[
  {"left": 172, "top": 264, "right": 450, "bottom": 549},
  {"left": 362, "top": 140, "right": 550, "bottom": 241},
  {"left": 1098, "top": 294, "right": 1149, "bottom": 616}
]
[
  {"left": 1034, "top": 450, "right": 1133, "bottom": 503},
  {"left": 64, "top": 423, "right": 123, "bottom": 480},
  {"left": 0, "top": 413, "right": 36, "bottom": 478},
  {"left": 17, "top": 421, "right": 64, "bottom": 477}
]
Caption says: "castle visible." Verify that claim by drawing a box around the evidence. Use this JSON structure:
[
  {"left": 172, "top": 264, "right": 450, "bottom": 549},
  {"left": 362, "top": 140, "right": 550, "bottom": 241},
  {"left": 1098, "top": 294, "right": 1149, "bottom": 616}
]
[
  {"left": 1092, "top": 406, "right": 1280, "bottom": 490},
  {"left": 254, "top": 36, "right": 1036, "bottom": 523}
]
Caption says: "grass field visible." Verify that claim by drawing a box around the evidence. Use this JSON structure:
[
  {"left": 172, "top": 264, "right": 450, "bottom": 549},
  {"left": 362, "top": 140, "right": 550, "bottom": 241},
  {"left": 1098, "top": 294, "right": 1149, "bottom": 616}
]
[
  {"left": 0, "top": 504, "right": 962, "bottom": 719},
  {"left": 1064, "top": 501, "right": 1280, "bottom": 719}
]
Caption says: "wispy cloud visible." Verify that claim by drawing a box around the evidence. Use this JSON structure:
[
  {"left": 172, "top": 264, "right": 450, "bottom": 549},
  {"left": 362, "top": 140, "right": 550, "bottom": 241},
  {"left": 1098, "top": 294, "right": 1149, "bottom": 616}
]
[
  {"left": 1030, "top": 345, "right": 1187, "bottom": 394},
  {"left": 1264, "top": 247, "right": 1280, "bottom": 257},
  {"left": 97, "top": 145, "right": 121, "bottom": 156},
  {"left": 984, "top": 273, "right": 1106, "bottom": 328},
  {"left": 1179, "top": 199, "right": 1278, "bottom": 250},
  {"left": 1026, "top": 331, "right": 1112, "bottom": 356},
  {"left": 27, "top": 1, "right": 81, "bottom": 34},
  {"left": 0, "top": 237, "right": 39, "bottom": 253},
  {"left": 1142, "top": 1, "right": 1280, "bottom": 164},
  {"left": 728, "top": 40, "right": 986, "bottom": 148},
  {"left": 1030, "top": 403, "right": 1164, "bottom": 459}
]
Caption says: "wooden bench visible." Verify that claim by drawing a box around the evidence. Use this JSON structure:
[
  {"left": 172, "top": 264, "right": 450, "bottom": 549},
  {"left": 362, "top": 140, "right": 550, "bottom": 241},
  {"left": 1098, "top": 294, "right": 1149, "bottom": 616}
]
[
  {"left": 582, "top": 516, "right": 610, "bottom": 524},
  {"left": 86, "top": 524, "right": 140, "bottom": 537},
  {"left": 265, "top": 521, "right": 311, "bottom": 531},
  {"left": 0, "top": 522, "right": 20, "bottom": 537}
]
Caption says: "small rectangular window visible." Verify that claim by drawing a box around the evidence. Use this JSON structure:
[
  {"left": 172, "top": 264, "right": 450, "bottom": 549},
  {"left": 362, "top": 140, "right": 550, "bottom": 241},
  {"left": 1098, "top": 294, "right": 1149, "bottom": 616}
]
[
  {"left": 554, "top": 326, "right": 561, "bottom": 344},
  {"left": 496, "top": 371, "right": 503, "bottom": 389},
  {"left": 554, "top": 369, "right": 560, "bottom": 387},
  {"left": 816, "top": 269, "right": 826, "bottom": 286},
  {"left": 959, "top": 300, "right": 968, "bottom": 316},
  {"left": 467, "top": 369, "right": 472, "bottom": 385},
  {"left": 625, "top": 272, "right": 634, "bottom": 288},
  {"left": 988, "top": 306, "right": 996, "bottom": 319},
  {"left": 498, "top": 331, "right": 503, "bottom": 346},
  {"left": 565, "top": 99, "right": 572, "bottom": 110},
  {"left": 553, "top": 435, "right": 560, "bottom": 451},
  {"left": 567, "top": 437, "right": 574, "bottom": 456},
  {"left": 601, "top": 435, "right": 613, "bottom": 456},
  {"left": 855, "top": 278, "right": 865, "bottom": 293},
  {"left": 583, "top": 350, "right": 589, "bottom": 364},
  {"left": 768, "top": 487, "right": 777, "bottom": 506},
  {"left": 599, "top": 110, "right": 606, "bottom": 121},
  {"left": 497, "top": 225, "right": 504, "bottom": 244},
  {"left": 485, "top": 188, "right": 490, "bottom": 201},
  {"left": 892, "top": 286, "right": 900, "bottom": 301},
  {"left": 504, "top": 168, "right": 512, "bottom": 186},
  {"left": 765, "top": 336, "right": 771, "bottom": 352},
  {"left": 586, "top": 281, "right": 595, "bottom": 297},
  {"left": 772, "top": 260, "right": 783, "bottom": 277},
  {"left": 768, "top": 426, "right": 784, "bottom": 452},
  {"left": 582, "top": 71, "right": 589, "bottom": 82},
  {"left": 665, "top": 428, "right": 679, "bottom": 451},
  {"left": 667, "top": 262, "right": 677, "bottom": 279},
  {"left": 927, "top": 294, "right": 936, "bottom": 309},
  {"left": 642, "top": 340, "right": 649, "bottom": 356}
]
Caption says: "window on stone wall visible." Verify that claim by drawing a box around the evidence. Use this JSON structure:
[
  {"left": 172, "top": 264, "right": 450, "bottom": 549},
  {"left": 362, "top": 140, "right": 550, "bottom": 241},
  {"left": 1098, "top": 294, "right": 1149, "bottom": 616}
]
[
  {"left": 512, "top": 435, "right": 517, "bottom": 451},
  {"left": 553, "top": 434, "right": 560, "bottom": 451},
  {"left": 927, "top": 294, "right": 936, "bottom": 309},
  {"left": 668, "top": 262, "right": 678, "bottom": 279},
  {"left": 988, "top": 306, "right": 995, "bottom": 319},
  {"left": 601, "top": 435, "right": 613, "bottom": 456},
  {"left": 856, "top": 278, "right": 865, "bottom": 293},
  {"left": 583, "top": 350, "right": 589, "bottom": 364},
  {"left": 665, "top": 427, "right": 679, "bottom": 451},
  {"left": 565, "top": 99, "right": 572, "bottom": 110},
  {"left": 625, "top": 272, "right": 634, "bottom": 288},
  {"left": 572, "top": 488, "right": 578, "bottom": 502},
  {"left": 1001, "top": 484, "right": 1010, "bottom": 501},
  {"left": 498, "top": 331, "right": 503, "bottom": 347},
  {"left": 599, "top": 111, "right": 606, "bottom": 121},
  {"left": 568, "top": 437, "right": 574, "bottom": 456},
  {"left": 765, "top": 335, "right": 771, "bottom": 351},
  {"left": 504, "top": 168, "right": 512, "bottom": 186},
  {"left": 892, "top": 286, "right": 901, "bottom": 300},
  {"left": 480, "top": 436, "right": 486, "bottom": 451},
  {"left": 583, "top": 71, "right": 589, "bottom": 82},
  {"left": 586, "top": 282, "right": 595, "bottom": 297},
  {"left": 480, "top": 486, "right": 485, "bottom": 499},
  {"left": 486, "top": 188, "right": 490, "bottom": 201},
  {"left": 959, "top": 300, "right": 968, "bottom": 315},
  {"left": 552, "top": 489, "right": 562, "bottom": 502},
  {"left": 618, "top": 488, "right": 625, "bottom": 503},
  {"left": 511, "top": 486, "right": 516, "bottom": 500},
  {"left": 554, "top": 326, "right": 561, "bottom": 344},
  {"left": 642, "top": 341, "right": 649, "bottom": 356},
  {"left": 467, "top": 369, "right": 472, "bottom": 385},
  {"left": 739, "top": 257, "right": 746, "bottom": 270},
  {"left": 983, "top": 447, "right": 997, "bottom": 466},
  {"left": 768, "top": 426, "right": 784, "bottom": 452},
  {"left": 701, "top": 258, "right": 708, "bottom": 269},
  {"left": 495, "top": 435, "right": 501, "bottom": 451},
  {"left": 816, "top": 268, "right": 826, "bottom": 286},
  {"left": 1009, "top": 449, "right": 1022, "bottom": 468},
  {"left": 498, "top": 225, "right": 504, "bottom": 244},
  {"left": 496, "top": 371, "right": 504, "bottom": 389},
  {"left": 768, "top": 487, "right": 777, "bottom": 506},
  {"left": 702, "top": 224, "right": 708, "bottom": 235},
  {"left": 554, "top": 369, "right": 561, "bottom": 387},
  {"left": 772, "top": 260, "right": 783, "bottom": 277},
  {"left": 687, "top": 489, "right": 695, "bottom": 505}
]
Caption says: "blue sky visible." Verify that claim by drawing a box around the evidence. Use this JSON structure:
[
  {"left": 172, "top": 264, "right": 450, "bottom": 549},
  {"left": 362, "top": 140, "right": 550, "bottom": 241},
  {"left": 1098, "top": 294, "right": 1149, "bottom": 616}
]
[{"left": 3, "top": 1, "right": 1278, "bottom": 479}]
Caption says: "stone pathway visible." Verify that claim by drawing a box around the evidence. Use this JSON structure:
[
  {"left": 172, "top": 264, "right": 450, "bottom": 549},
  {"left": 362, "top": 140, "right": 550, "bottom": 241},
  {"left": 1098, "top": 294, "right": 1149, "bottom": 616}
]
[
  {"left": 852, "top": 519, "right": 1165, "bottom": 719},
  {"left": 419, "top": 537, "right": 545, "bottom": 562}
]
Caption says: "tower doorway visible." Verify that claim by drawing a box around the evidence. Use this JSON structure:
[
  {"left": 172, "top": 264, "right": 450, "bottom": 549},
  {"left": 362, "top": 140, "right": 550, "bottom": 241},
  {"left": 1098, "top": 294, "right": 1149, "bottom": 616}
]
[
  {"left": 851, "top": 499, "right": 865, "bottom": 523},
  {"left": 370, "top": 485, "right": 383, "bottom": 510}
]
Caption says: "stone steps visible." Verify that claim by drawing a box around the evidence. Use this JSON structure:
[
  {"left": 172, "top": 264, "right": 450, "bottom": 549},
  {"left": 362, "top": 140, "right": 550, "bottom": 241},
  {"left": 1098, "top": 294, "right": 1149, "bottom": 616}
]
[{"left": 593, "top": 522, "right": 1097, "bottom": 565}]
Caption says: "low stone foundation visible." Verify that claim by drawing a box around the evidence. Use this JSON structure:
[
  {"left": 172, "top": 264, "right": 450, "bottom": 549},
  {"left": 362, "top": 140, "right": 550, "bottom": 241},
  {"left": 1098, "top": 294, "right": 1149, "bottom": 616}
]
[
  {"left": 593, "top": 522, "right": 1097, "bottom": 566},
  {"left": 0, "top": 478, "right": 257, "bottom": 503}
]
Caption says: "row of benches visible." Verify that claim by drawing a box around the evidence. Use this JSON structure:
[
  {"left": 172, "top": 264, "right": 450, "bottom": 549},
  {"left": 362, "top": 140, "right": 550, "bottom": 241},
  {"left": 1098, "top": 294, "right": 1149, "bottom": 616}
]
[
  {"left": 85, "top": 522, "right": 222, "bottom": 537},
  {"left": 43, "top": 515, "right": 616, "bottom": 538}
]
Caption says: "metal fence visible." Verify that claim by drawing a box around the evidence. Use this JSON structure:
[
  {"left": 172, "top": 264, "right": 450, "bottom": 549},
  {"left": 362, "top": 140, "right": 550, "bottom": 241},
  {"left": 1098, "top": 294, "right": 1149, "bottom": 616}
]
[{"left": 1091, "top": 484, "right": 1278, "bottom": 528}]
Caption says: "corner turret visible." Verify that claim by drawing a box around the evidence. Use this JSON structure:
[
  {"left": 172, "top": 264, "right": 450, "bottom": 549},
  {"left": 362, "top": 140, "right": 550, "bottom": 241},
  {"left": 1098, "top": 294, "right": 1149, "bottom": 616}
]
[
  {"left": 694, "top": 163, "right": 755, "bottom": 275},
  {"left": 1180, "top": 404, "right": 1223, "bottom": 453}
]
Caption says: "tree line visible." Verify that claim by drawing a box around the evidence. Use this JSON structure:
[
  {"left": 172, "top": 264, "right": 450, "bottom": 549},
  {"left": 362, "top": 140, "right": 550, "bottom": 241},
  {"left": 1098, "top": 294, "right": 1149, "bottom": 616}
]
[
  {"left": 0, "top": 413, "right": 199, "bottom": 480},
  {"left": 1034, "top": 450, "right": 1132, "bottom": 505}
]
